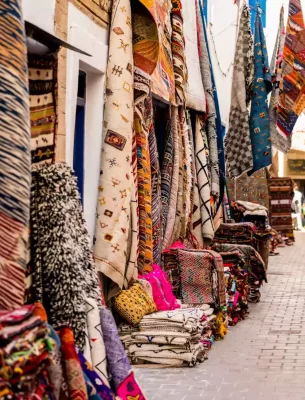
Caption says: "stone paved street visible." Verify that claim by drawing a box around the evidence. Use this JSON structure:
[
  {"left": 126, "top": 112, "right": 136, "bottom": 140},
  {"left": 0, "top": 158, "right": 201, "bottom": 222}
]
[{"left": 135, "top": 232, "right": 305, "bottom": 400}]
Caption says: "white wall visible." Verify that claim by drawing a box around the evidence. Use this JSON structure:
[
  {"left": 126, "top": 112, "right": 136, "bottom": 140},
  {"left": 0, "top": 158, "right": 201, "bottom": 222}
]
[
  {"left": 66, "top": 3, "right": 109, "bottom": 242},
  {"left": 207, "top": 0, "right": 240, "bottom": 126},
  {"left": 22, "top": 0, "right": 56, "bottom": 34}
]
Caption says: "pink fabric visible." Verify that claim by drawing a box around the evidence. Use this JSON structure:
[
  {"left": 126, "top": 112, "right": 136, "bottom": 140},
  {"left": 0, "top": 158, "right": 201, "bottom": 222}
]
[
  {"left": 139, "top": 265, "right": 180, "bottom": 311},
  {"left": 163, "top": 240, "right": 186, "bottom": 253},
  {"left": 117, "top": 372, "right": 147, "bottom": 400}
]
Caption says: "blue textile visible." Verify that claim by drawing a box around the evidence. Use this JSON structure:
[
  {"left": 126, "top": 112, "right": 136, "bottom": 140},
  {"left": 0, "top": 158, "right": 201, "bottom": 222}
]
[
  {"left": 249, "top": 0, "right": 266, "bottom": 32},
  {"left": 77, "top": 349, "right": 116, "bottom": 400},
  {"left": 200, "top": 2, "right": 226, "bottom": 207},
  {"left": 248, "top": 11, "right": 272, "bottom": 176}
]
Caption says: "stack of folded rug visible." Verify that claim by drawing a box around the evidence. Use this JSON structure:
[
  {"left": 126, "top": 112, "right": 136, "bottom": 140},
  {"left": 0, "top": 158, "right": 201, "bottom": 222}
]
[
  {"left": 212, "top": 243, "right": 267, "bottom": 303},
  {"left": 0, "top": 306, "right": 55, "bottom": 399},
  {"left": 119, "top": 306, "right": 215, "bottom": 367},
  {"left": 220, "top": 250, "right": 249, "bottom": 325}
]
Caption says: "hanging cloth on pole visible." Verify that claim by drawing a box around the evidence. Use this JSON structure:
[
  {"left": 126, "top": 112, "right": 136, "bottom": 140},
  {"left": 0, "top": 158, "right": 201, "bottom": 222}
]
[
  {"left": 269, "top": 6, "right": 286, "bottom": 153},
  {"left": 277, "top": 0, "right": 305, "bottom": 152},
  {"left": 248, "top": 8, "right": 272, "bottom": 175},
  {"left": 225, "top": 3, "right": 254, "bottom": 179},
  {"left": 249, "top": 0, "right": 266, "bottom": 32}
]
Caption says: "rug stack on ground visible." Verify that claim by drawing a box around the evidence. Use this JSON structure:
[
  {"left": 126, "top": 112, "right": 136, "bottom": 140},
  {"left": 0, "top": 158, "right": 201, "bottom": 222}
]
[
  {"left": 219, "top": 250, "right": 249, "bottom": 325},
  {"left": 119, "top": 307, "right": 215, "bottom": 367},
  {"left": 212, "top": 243, "right": 267, "bottom": 303},
  {"left": 269, "top": 177, "right": 294, "bottom": 242}
]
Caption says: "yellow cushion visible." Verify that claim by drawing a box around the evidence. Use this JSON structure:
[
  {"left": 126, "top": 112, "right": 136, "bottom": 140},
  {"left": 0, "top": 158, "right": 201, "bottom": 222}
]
[{"left": 113, "top": 282, "right": 156, "bottom": 326}]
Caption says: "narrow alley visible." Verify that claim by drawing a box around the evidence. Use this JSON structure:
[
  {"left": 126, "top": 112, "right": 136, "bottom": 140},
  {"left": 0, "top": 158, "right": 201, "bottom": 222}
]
[{"left": 136, "top": 232, "right": 305, "bottom": 400}]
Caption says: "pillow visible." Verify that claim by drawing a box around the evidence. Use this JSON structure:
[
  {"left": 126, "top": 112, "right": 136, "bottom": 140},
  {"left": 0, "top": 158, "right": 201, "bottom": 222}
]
[{"left": 113, "top": 282, "right": 156, "bottom": 326}]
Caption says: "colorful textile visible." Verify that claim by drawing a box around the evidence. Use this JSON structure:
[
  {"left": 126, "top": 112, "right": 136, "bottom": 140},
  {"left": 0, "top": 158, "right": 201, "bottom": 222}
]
[
  {"left": 160, "top": 114, "right": 173, "bottom": 243},
  {"left": 0, "top": 306, "right": 55, "bottom": 399},
  {"left": 139, "top": 0, "right": 175, "bottom": 103},
  {"left": 117, "top": 372, "right": 147, "bottom": 400},
  {"left": 195, "top": 114, "right": 214, "bottom": 243},
  {"left": 132, "top": 0, "right": 159, "bottom": 75},
  {"left": 84, "top": 298, "right": 109, "bottom": 385},
  {"left": 213, "top": 222, "right": 258, "bottom": 249},
  {"left": 77, "top": 350, "right": 116, "bottom": 400},
  {"left": 199, "top": 10, "right": 226, "bottom": 208},
  {"left": 269, "top": 7, "right": 286, "bottom": 153},
  {"left": 0, "top": 0, "right": 30, "bottom": 311},
  {"left": 58, "top": 327, "right": 88, "bottom": 400},
  {"left": 172, "top": 113, "right": 184, "bottom": 242},
  {"left": 94, "top": 0, "right": 135, "bottom": 299},
  {"left": 139, "top": 264, "right": 180, "bottom": 311},
  {"left": 269, "top": 177, "right": 294, "bottom": 240},
  {"left": 249, "top": 10, "right": 272, "bottom": 175},
  {"left": 149, "top": 114, "right": 162, "bottom": 265},
  {"left": 225, "top": 4, "right": 254, "bottom": 178},
  {"left": 163, "top": 107, "right": 180, "bottom": 250},
  {"left": 189, "top": 114, "right": 204, "bottom": 248},
  {"left": 135, "top": 70, "right": 153, "bottom": 273},
  {"left": 100, "top": 308, "right": 131, "bottom": 390},
  {"left": 171, "top": 0, "right": 187, "bottom": 105},
  {"left": 162, "top": 241, "right": 187, "bottom": 298},
  {"left": 181, "top": 0, "right": 206, "bottom": 112},
  {"left": 202, "top": 250, "right": 226, "bottom": 308},
  {"left": 113, "top": 282, "right": 156, "bottom": 326},
  {"left": 30, "top": 164, "right": 102, "bottom": 350},
  {"left": 277, "top": 0, "right": 305, "bottom": 148},
  {"left": 196, "top": 1, "right": 219, "bottom": 199},
  {"left": 227, "top": 168, "right": 270, "bottom": 210},
  {"left": 47, "top": 324, "right": 63, "bottom": 400},
  {"left": 29, "top": 54, "right": 57, "bottom": 165},
  {"left": 177, "top": 249, "right": 215, "bottom": 304}
]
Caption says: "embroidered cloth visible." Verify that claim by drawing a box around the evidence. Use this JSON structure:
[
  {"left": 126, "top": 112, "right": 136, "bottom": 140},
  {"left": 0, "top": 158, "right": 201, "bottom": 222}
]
[{"left": 248, "top": 10, "right": 272, "bottom": 175}]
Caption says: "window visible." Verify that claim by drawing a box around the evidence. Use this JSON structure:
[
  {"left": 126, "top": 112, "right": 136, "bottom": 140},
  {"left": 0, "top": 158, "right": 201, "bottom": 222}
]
[{"left": 73, "top": 70, "right": 86, "bottom": 204}]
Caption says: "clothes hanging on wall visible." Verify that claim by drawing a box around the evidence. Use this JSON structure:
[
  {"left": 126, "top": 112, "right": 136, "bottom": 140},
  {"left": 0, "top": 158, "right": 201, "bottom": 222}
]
[
  {"left": 248, "top": 10, "right": 272, "bottom": 175},
  {"left": 269, "top": 7, "right": 286, "bottom": 153},
  {"left": 225, "top": 3, "right": 254, "bottom": 179},
  {"left": 277, "top": 0, "right": 305, "bottom": 152},
  {"left": 0, "top": 0, "right": 31, "bottom": 311},
  {"left": 29, "top": 54, "right": 57, "bottom": 165}
]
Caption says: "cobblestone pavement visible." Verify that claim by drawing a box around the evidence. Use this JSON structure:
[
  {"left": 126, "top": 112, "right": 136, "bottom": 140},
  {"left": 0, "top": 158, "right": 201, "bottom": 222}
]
[{"left": 135, "top": 232, "right": 305, "bottom": 400}]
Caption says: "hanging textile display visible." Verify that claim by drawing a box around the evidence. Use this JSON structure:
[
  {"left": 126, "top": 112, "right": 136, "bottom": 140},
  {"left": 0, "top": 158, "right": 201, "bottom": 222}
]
[
  {"left": 0, "top": 0, "right": 31, "bottom": 311},
  {"left": 94, "top": 0, "right": 135, "bottom": 300},
  {"left": 171, "top": 0, "right": 187, "bottom": 105},
  {"left": 269, "top": 7, "right": 286, "bottom": 153},
  {"left": 277, "top": 0, "right": 305, "bottom": 152},
  {"left": 195, "top": 114, "right": 214, "bottom": 244},
  {"left": 172, "top": 113, "right": 185, "bottom": 243},
  {"left": 196, "top": 0, "right": 220, "bottom": 200},
  {"left": 201, "top": 12, "right": 226, "bottom": 209},
  {"left": 225, "top": 3, "right": 254, "bottom": 179},
  {"left": 30, "top": 164, "right": 102, "bottom": 350},
  {"left": 148, "top": 108, "right": 162, "bottom": 265},
  {"left": 134, "top": 69, "right": 153, "bottom": 273},
  {"left": 248, "top": 10, "right": 272, "bottom": 175},
  {"left": 162, "top": 107, "right": 180, "bottom": 250},
  {"left": 189, "top": 115, "right": 204, "bottom": 248},
  {"left": 138, "top": 0, "right": 175, "bottom": 103},
  {"left": 29, "top": 54, "right": 57, "bottom": 165},
  {"left": 181, "top": 0, "right": 206, "bottom": 112},
  {"left": 160, "top": 117, "right": 174, "bottom": 242},
  {"left": 249, "top": 0, "right": 266, "bottom": 31}
]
